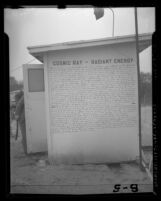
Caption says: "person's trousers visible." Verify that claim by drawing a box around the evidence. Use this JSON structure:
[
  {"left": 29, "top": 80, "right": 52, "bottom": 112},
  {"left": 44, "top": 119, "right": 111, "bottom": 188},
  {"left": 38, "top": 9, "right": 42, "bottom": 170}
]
[{"left": 19, "top": 121, "right": 27, "bottom": 155}]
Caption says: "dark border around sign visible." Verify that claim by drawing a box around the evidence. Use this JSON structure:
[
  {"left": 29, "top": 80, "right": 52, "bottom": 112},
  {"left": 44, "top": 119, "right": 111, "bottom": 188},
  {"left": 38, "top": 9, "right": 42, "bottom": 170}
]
[{"left": 1, "top": 1, "right": 160, "bottom": 200}]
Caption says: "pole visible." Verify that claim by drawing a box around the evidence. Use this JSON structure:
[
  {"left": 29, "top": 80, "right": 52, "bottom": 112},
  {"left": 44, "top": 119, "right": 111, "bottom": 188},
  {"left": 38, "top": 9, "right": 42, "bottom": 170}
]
[
  {"left": 134, "top": 7, "right": 142, "bottom": 169},
  {"left": 94, "top": 7, "right": 114, "bottom": 37},
  {"left": 108, "top": 8, "right": 114, "bottom": 37}
]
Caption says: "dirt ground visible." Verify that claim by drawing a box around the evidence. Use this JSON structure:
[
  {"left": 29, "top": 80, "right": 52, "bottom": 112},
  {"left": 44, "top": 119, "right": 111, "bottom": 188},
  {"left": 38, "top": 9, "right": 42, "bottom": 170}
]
[{"left": 10, "top": 106, "right": 153, "bottom": 194}]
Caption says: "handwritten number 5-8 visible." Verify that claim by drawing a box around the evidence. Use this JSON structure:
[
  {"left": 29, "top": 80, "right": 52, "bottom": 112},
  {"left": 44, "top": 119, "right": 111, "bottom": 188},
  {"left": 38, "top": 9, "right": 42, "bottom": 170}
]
[{"left": 113, "top": 184, "right": 138, "bottom": 192}]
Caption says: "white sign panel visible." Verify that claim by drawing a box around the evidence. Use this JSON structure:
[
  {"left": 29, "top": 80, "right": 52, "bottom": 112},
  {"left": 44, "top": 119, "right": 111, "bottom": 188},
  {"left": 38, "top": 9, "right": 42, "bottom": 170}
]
[{"left": 47, "top": 42, "right": 139, "bottom": 164}]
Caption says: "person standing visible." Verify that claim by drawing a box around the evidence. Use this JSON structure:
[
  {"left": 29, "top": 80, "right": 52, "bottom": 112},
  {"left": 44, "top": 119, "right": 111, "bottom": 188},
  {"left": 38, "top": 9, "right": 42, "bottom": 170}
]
[{"left": 14, "top": 91, "right": 27, "bottom": 155}]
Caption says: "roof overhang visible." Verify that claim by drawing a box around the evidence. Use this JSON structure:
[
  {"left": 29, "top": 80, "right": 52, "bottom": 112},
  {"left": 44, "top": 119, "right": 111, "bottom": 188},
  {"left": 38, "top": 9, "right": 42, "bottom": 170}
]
[{"left": 28, "top": 32, "right": 153, "bottom": 63}]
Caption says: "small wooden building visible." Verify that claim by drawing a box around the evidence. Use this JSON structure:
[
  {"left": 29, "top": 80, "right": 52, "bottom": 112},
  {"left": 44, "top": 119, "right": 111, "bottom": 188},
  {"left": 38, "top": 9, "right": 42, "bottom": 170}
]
[{"left": 23, "top": 33, "right": 152, "bottom": 164}]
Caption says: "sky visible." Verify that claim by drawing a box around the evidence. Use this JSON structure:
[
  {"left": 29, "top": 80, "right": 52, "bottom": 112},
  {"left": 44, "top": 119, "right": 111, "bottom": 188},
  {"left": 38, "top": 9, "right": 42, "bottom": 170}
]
[{"left": 4, "top": 7, "right": 155, "bottom": 81}]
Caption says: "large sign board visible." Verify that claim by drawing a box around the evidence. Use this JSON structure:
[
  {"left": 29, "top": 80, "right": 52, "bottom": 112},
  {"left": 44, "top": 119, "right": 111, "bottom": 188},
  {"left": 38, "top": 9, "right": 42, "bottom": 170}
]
[{"left": 46, "top": 42, "right": 139, "bottom": 164}]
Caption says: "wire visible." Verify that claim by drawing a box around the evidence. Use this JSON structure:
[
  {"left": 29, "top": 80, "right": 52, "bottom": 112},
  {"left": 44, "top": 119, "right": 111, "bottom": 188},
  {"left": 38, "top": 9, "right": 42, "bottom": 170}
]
[{"left": 10, "top": 58, "right": 36, "bottom": 73}]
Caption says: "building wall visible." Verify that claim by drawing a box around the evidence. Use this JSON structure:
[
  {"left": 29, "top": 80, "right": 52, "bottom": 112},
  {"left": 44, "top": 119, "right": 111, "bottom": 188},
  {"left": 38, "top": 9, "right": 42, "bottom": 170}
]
[{"left": 45, "top": 42, "right": 139, "bottom": 164}]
